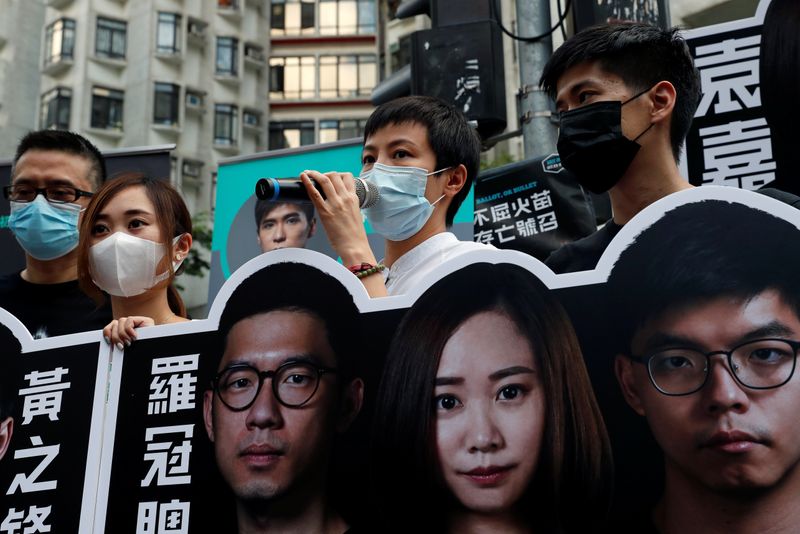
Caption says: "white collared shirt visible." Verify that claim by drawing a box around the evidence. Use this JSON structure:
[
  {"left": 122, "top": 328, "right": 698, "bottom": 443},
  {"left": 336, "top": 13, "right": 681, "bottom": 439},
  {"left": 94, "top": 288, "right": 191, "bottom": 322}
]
[{"left": 383, "top": 232, "right": 494, "bottom": 296}]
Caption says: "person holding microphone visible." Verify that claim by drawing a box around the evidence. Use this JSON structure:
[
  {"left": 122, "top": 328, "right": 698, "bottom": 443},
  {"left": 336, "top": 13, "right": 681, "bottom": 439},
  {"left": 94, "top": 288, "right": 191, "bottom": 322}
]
[{"left": 298, "top": 96, "right": 493, "bottom": 297}]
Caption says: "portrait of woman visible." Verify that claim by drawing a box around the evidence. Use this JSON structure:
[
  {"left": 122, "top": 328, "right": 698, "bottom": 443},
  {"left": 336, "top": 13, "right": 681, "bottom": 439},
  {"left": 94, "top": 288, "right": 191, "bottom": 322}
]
[
  {"left": 369, "top": 263, "right": 612, "bottom": 533},
  {"left": 77, "top": 173, "right": 193, "bottom": 347}
]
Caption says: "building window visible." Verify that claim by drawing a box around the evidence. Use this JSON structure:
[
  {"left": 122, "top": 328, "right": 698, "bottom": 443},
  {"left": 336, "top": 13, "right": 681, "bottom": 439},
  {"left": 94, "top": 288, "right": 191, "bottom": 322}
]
[
  {"left": 156, "top": 12, "right": 181, "bottom": 54},
  {"left": 154, "top": 83, "right": 180, "bottom": 125},
  {"left": 319, "top": 0, "right": 376, "bottom": 35},
  {"left": 271, "top": 0, "right": 315, "bottom": 36},
  {"left": 216, "top": 37, "right": 238, "bottom": 76},
  {"left": 387, "top": 0, "right": 400, "bottom": 19},
  {"left": 269, "top": 121, "right": 314, "bottom": 149},
  {"left": 215, "top": 104, "right": 238, "bottom": 145},
  {"left": 319, "top": 119, "right": 367, "bottom": 143},
  {"left": 269, "top": 56, "right": 315, "bottom": 99},
  {"left": 44, "top": 18, "right": 76, "bottom": 66},
  {"left": 96, "top": 17, "right": 126, "bottom": 59},
  {"left": 319, "top": 55, "right": 376, "bottom": 98},
  {"left": 390, "top": 34, "right": 411, "bottom": 72},
  {"left": 40, "top": 88, "right": 72, "bottom": 130},
  {"left": 91, "top": 86, "right": 124, "bottom": 130}
]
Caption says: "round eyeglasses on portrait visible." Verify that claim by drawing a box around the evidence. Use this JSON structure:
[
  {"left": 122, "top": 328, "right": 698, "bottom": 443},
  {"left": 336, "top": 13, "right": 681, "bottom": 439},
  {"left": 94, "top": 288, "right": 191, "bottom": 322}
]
[
  {"left": 629, "top": 338, "right": 800, "bottom": 396},
  {"left": 3, "top": 184, "right": 93, "bottom": 204},
  {"left": 211, "top": 361, "right": 337, "bottom": 410}
]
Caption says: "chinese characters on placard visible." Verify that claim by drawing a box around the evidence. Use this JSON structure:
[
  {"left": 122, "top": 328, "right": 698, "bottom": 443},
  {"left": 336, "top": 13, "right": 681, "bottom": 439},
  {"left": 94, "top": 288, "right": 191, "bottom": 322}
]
[
  {"left": 475, "top": 189, "right": 559, "bottom": 245},
  {"left": 136, "top": 354, "right": 198, "bottom": 534},
  {"left": 3, "top": 367, "right": 71, "bottom": 534},
  {"left": 692, "top": 33, "right": 776, "bottom": 189}
]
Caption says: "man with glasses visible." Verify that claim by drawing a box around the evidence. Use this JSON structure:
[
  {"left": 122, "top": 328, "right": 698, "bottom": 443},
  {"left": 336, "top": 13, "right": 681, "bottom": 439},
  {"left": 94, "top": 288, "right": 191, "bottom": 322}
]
[
  {"left": 203, "top": 262, "right": 364, "bottom": 534},
  {"left": 0, "top": 130, "right": 109, "bottom": 338},
  {"left": 608, "top": 199, "right": 800, "bottom": 533}
]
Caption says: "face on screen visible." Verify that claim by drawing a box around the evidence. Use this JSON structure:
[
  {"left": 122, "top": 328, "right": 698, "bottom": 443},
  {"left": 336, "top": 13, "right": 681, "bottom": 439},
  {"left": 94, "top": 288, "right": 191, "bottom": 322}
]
[{"left": 257, "top": 204, "right": 314, "bottom": 252}]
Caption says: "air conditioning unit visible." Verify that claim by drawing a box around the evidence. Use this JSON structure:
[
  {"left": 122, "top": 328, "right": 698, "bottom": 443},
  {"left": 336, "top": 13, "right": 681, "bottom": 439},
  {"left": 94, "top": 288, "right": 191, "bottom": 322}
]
[
  {"left": 182, "top": 160, "right": 202, "bottom": 177},
  {"left": 188, "top": 22, "right": 205, "bottom": 38},
  {"left": 243, "top": 111, "right": 261, "bottom": 126},
  {"left": 245, "top": 45, "right": 265, "bottom": 62},
  {"left": 186, "top": 92, "right": 203, "bottom": 108}
]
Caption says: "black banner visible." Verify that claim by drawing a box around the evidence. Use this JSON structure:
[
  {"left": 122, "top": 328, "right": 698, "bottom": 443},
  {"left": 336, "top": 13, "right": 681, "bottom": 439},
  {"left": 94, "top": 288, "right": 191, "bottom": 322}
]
[{"left": 473, "top": 155, "right": 597, "bottom": 261}]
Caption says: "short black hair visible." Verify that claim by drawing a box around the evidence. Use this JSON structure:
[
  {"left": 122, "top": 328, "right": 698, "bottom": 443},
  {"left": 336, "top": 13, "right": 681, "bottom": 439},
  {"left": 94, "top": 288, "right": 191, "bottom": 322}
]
[
  {"left": 254, "top": 199, "right": 315, "bottom": 231},
  {"left": 216, "top": 263, "right": 360, "bottom": 382},
  {"left": 363, "top": 96, "right": 481, "bottom": 226},
  {"left": 607, "top": 200, "right": 800, "bottom": 354},
  {"left": 12, "top": 130, "right": 106, "bottom": 189},
  {"left": 540, "top": 23, "right": 701, "bottom": 162}
]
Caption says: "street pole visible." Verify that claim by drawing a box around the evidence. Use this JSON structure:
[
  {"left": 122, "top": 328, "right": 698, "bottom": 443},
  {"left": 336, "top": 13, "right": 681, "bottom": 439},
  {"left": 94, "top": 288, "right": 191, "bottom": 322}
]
[{"left": 515, "top": 0, "right": 558, "bottom": 158}]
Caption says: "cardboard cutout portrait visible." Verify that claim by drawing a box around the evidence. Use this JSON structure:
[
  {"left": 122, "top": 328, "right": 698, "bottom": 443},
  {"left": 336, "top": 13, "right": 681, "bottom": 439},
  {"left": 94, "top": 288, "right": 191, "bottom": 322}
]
[{"left": 1, "top": 186, "right": 799, "bottom": 533}]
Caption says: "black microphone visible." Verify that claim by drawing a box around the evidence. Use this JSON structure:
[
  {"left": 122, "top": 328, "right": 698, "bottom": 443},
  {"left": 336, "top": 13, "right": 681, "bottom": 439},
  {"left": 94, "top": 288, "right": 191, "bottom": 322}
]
[{"left": 255, "top": 176, "right": 380, "bottom": 208}]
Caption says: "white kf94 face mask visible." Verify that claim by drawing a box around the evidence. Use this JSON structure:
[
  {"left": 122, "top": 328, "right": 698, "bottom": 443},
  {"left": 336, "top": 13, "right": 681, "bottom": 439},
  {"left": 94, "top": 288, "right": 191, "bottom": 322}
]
[{"left": 89, "top": 232, "right": 184, "bottom": 297}]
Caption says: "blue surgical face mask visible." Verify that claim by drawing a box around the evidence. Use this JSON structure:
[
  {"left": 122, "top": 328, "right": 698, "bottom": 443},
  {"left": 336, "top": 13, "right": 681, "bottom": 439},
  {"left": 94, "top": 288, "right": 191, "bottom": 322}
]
[
  {"left": 361, "top": 162, "right": 449, "bottom": 242},
  {"left": 8, "top": 195, "right": 82, "bottom": 260}
]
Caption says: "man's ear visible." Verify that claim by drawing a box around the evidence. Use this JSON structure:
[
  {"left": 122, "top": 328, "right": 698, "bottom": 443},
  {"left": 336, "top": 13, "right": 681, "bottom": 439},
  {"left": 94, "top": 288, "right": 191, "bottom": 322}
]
[
  {"left": 307, "top": 217, "right": 317, "bottom": 239},
  {"left": 203, "top": 390, "right": 215, "bottom": 442},
  {"left": 443, "top": 164, "right": 468, "bottom": 198},
  {"left": 649, "top": 80, "right": 676, "bottom": 125},
  {"left": 0, "top": 416, "right": 13, "bottom": 461},
  {"left": 336, "top": 378, "right": 364, "bottom": 433},
  {"left": 615, "top": 355, "right": 646, "bottom": 416}
]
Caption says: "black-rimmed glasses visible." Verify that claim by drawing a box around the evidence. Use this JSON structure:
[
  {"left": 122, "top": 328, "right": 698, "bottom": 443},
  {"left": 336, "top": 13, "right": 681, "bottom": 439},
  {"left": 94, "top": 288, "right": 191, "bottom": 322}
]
[
  {"left": 211, "top": 361, "right": 337, "bottom": 410},
  {"left": 629, "top": 338, "right": 799, "bottom": 396},
  {"left": 3, "top": 184, "right": 93, "bottom": 204}
]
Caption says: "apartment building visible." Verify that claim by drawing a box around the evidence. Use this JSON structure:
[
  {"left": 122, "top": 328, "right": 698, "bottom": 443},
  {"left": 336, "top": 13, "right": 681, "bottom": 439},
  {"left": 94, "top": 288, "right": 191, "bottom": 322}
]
[
  {"left": 33, "top": 0, "right": 270, "bottom": 220},
  {"left": 266, "top": 0, "right": 378, "bottom": 150},
  {"left": 0, "top": 1, "right": 47, "bottom": 158}
]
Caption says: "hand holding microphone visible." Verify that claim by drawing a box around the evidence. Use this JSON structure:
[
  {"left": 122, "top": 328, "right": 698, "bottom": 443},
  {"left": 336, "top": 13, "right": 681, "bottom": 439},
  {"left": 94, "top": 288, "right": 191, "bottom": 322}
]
[{"left": 255, "top": 174, "right": 380, "bottom": 208}]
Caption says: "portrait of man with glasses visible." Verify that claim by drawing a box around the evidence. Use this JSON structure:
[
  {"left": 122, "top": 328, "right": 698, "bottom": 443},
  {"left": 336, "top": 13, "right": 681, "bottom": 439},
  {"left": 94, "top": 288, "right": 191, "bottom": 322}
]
[
  {"left": 1, "top": 129, "right": 110, "bottom": 338},
  {"left": 608, "top": 199, "right": 800, "bottom": 534},
  {"left": 203, "top": 262, "right": 364, "bottom": 534}
]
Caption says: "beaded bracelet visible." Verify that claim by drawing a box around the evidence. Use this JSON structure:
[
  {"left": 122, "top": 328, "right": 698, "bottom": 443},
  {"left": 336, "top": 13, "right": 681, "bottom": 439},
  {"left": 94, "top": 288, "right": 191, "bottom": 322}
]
[{"left": 349, "top": 262, "right": 386, "bottom": 279}]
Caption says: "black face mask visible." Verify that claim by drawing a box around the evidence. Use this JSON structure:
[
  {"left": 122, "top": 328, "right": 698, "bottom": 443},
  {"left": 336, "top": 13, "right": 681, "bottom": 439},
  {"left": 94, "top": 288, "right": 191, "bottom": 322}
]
[{"left": 556, "top": 91, "right": 653, "bottom": 194}]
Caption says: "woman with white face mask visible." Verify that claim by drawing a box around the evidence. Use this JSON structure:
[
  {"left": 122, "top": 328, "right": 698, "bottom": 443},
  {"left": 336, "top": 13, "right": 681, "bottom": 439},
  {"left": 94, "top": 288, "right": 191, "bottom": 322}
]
[{"left": 77, "top": 173, "right": 193, "bottom": 349}]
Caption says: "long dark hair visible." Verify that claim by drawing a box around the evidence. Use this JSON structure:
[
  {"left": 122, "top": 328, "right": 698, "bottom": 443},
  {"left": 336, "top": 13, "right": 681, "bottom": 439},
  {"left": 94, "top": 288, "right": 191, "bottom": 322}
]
[
  {"left": 369, "top": 263, "right": 612, "bottom": 533},
  {"left": 77, "top": 173, "right": 192, "bottom": 317},
  {"left": 760, "top": 0, "right": 800, "bottom": 194}
]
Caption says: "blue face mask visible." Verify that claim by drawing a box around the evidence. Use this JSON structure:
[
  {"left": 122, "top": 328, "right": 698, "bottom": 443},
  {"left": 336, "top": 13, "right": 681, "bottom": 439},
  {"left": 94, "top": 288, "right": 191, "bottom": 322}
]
[
  {"left": 8, "top": 195, "right": 82, "bottom": 260},
  {"left": 361, "top": 163, "right": 449, "bottom": 242}
]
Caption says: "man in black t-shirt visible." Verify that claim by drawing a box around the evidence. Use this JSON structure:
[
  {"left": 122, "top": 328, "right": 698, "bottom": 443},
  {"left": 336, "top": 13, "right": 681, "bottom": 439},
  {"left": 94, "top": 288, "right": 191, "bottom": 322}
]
[
  {"left": 0, "top": 130, "right": 110, "bottom": 338},
  {"left": 540, "top": 24, "right": 701, "bottom": 273}
]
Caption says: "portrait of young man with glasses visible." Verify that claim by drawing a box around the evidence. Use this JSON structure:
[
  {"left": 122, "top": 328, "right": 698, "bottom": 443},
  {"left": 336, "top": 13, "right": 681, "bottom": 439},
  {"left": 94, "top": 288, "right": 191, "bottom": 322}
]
[
  {"left": 608, "top": 199, "right": 800, "bottom": 534},
  {"left": 203, "top": 262, "right": 364, "bottom": 534},
  {"left": 0, "top": 129, "right": 110, "bottom": 338}
]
